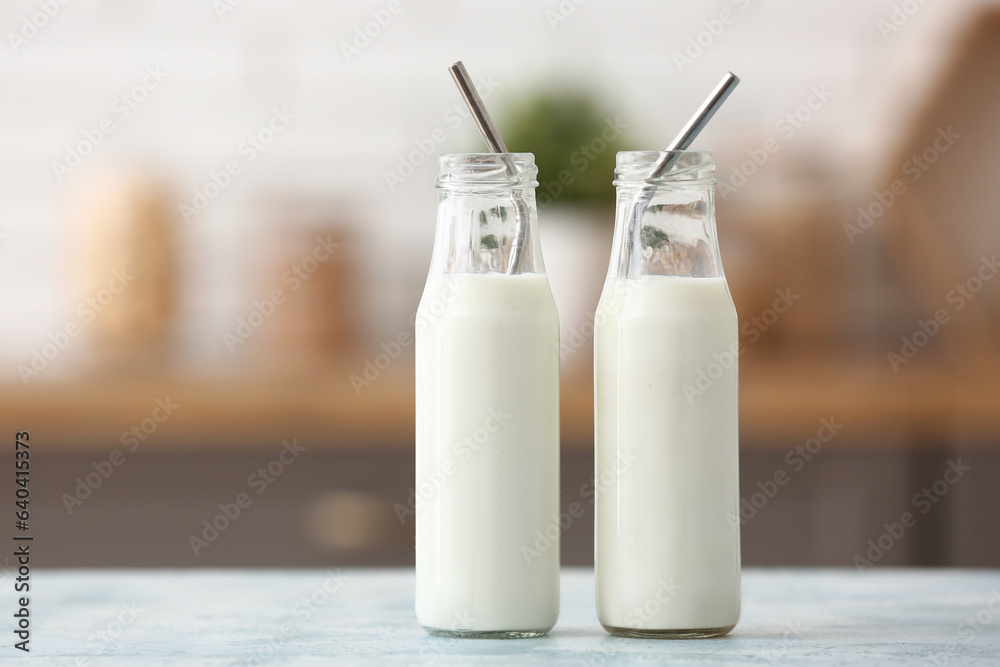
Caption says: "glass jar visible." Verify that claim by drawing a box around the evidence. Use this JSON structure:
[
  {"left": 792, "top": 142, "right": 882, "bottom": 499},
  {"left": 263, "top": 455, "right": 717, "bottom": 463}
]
[
  {"left": 594, "top": 151, "right": 741, "bottom": 638},
  {"left": 415, "top": 153, "right": 560, "bottom": 637}
]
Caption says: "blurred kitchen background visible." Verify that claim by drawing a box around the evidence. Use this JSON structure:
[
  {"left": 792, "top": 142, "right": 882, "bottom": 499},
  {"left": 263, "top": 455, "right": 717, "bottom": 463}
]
[{"left": 0, "top": 0, "right": 998, "bottom": 568}]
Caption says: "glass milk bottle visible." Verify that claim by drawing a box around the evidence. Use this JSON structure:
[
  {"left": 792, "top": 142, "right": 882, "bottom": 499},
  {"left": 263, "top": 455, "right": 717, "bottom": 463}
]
[
  {"left": 595, "top": 151, "right": 740, "bottom": 638},
  {"left": 415, "top": 153, "right": 560, "bottom": 637}
]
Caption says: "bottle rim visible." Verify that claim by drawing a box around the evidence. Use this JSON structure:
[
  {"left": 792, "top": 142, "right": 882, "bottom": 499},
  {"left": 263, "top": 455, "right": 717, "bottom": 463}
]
[
  {"left": 436, "top": 153, "right": 538, "bottom": 189},
  {"left": 614, "top": 150, "right": 715, "bottom": 187}
]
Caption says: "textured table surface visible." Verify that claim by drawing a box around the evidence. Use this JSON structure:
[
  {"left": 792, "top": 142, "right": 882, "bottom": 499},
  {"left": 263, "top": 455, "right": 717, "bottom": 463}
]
[{"left": 8, "top": 568, "right": 1000, "bottom": 665}]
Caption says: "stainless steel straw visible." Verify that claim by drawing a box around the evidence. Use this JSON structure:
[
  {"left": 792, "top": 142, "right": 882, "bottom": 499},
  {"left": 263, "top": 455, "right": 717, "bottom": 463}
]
[
  {"left": 448, "top": 61, "right": 529, "bottom": 275},
  {"left": 622, "top": 72, "right": 740, "bottom": 275},
  {"left": 650, "top": 72, "right": 740, "bottom": 179}
]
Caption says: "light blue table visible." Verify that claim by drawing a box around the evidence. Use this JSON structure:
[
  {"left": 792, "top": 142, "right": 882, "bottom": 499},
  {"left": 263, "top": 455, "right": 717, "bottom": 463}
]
[{"left": 12, "top": 568, "right": 1000, "bottom": 665}]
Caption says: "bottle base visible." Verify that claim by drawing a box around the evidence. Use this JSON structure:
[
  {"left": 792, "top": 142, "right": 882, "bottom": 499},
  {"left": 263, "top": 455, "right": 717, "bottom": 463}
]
[
  {"left": 422, "top": 627, "right": 549, "bottom": 639},
  {"left": 601, "top": 623, "right": 735, "bottom": 639}
]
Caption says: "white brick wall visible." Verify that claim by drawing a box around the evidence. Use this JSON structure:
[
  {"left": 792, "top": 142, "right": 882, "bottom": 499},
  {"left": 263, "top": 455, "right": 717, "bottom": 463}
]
[{"left": 0, "top": 0, "right": 982, "bottom": 375}]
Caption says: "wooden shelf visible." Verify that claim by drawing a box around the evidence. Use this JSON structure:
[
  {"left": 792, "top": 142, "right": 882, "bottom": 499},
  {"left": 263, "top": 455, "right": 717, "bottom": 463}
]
[{"left": 3, "top": 356, "right": 999, "bottom": 453}]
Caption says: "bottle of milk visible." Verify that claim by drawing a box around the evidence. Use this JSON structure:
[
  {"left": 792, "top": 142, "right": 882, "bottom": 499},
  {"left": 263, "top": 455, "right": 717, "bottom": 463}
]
[
  {"left": 415, "top": 153, "right": 560, "bottom": 638},
  {"left": 594, "top": 150, "right": 740, "bottom": 638}
]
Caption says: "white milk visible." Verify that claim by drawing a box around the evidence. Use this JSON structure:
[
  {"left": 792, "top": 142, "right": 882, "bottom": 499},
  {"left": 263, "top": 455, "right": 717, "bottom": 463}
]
[
  {"left": 415, "top": 271, "right": 560, "bottom": 635},
  {"left": 595, "top": 274, "right": 740, "bottom": 635}
]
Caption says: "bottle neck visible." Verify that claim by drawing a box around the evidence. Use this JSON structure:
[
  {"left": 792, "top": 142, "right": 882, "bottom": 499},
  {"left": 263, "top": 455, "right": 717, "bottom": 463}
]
[
  {"left": 431, "top": 187, "right": 543, "bottom": 275},
  {"left": 609, "top": 151, "right": 721, "bottom": 280},
  {"left": 609, "top": 182, "right": 721, "bottom": 280},
  {"left": 432, "top": 153, "right": 542, "bottom": 276}
]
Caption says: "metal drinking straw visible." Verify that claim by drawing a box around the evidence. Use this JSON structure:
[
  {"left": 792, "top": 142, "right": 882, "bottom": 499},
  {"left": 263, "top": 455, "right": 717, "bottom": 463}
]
[
  {"left": 448, "top": 61, "right": 529, "bottom": 275},
  {"left": 622, "top": 72, "right": 740, "bottom": 276}
]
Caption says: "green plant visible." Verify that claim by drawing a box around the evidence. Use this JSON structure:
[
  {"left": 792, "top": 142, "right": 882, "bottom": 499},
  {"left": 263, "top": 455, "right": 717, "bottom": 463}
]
[{"left": 500, "top": 88, "right": 632, "bottom": 213}]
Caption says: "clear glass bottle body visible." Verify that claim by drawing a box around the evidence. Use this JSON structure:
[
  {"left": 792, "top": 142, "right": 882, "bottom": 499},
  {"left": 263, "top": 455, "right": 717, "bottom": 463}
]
[
  {"left": 415, "top": 154, "right": 560, "bottom": 638},
  {"left": 594, "top": 151, "right": 741, "bottom": 638}
]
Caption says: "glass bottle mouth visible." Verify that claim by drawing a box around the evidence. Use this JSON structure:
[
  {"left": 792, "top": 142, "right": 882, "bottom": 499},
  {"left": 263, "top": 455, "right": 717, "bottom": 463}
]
[
  {"left": 614, "top": 150, "right": 715, "bottom": 187},
  {"left": 436, "top": 153, "right": 538, "bottom": 190}
]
